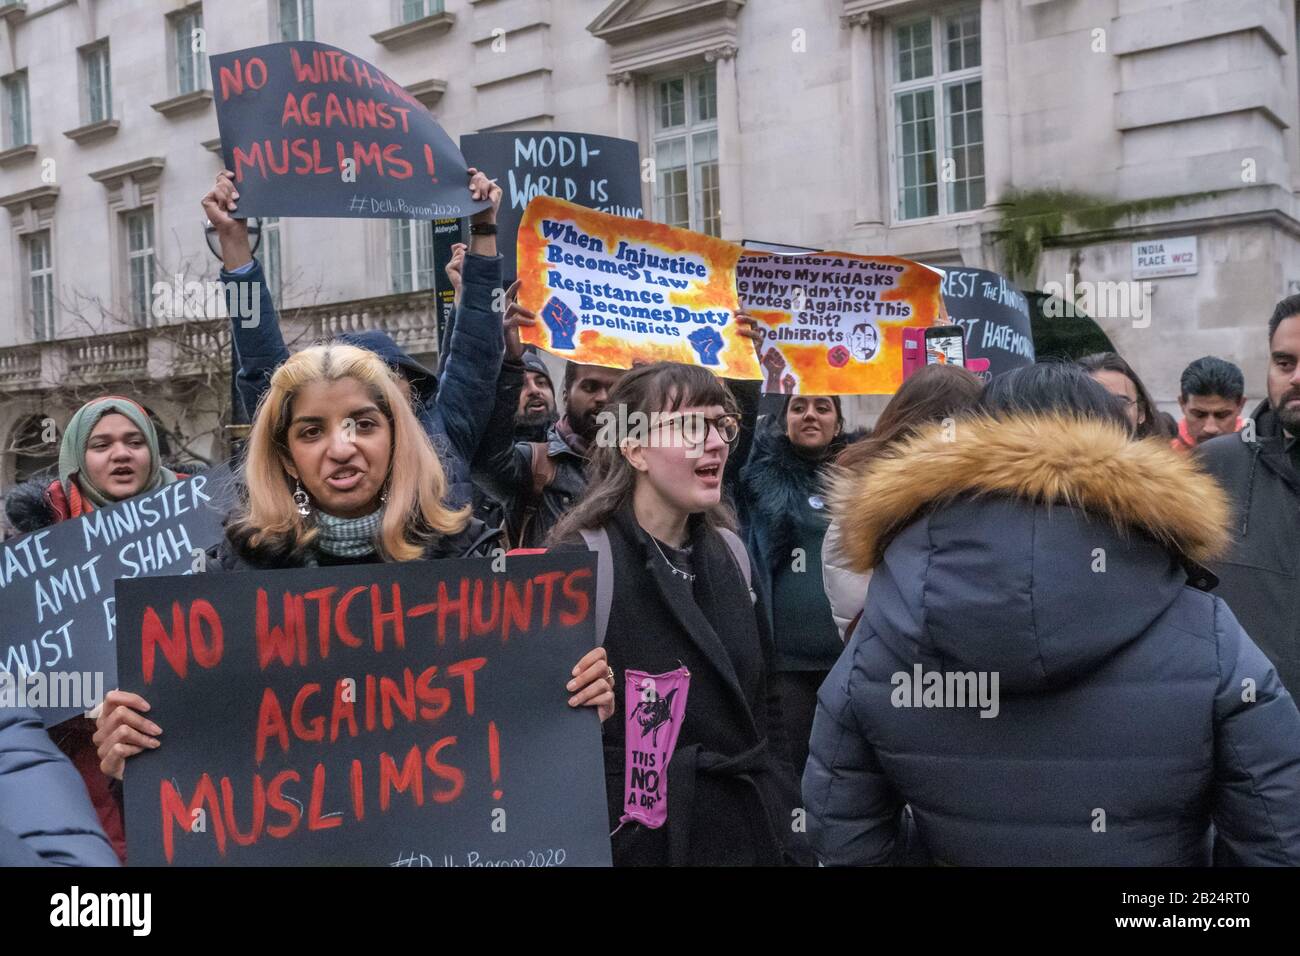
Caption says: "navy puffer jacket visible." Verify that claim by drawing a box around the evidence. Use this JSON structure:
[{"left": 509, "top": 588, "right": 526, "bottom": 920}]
[{"left": 804, "top": 412, "right": 1300, "bottom": 866}]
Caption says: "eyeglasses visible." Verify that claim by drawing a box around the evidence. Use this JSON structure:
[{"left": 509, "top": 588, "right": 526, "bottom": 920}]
[{"left": 657, "top": 412, "right": 741, "bottom": 446}]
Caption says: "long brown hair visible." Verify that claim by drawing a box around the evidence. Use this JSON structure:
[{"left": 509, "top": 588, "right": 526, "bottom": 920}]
[
  {"left": 227, "top": 343, "right": 469, "bottom": 563},
  {"left": 548, "top": 362, "right": 740, "bottom": 544},
  {"left": 835, "top": 364, "right": 983, "bottom": 473},
  {"left": 1076, "top": 351, "right": 1166, "bottom": 439}
]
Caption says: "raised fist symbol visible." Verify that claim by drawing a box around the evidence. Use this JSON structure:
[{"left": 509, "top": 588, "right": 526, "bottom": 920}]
[
  {"left": 761, "top": 347, "right": 787, "bottom": 391},
  {"left": 687, "top": 326, "right": 724, "bottom": 366},
  {"left": 781, "top": 373, "right": 797, "bottom": 394},
  {"left": 540, "top": 296, "right": 579, "bottom": 350}
]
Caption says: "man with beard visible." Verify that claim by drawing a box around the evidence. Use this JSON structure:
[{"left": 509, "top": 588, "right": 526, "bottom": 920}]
[
  {"left": 515, "top": 349, "right": 558, "bottom": 442},
  {"left": 477, "top": 344, "right": 623, "bottom": 548},
  {"left": 1197, "top": 295, "right": 1300, "bottom": 695}
]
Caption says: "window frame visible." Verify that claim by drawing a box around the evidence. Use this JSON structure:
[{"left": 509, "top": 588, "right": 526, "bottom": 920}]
[
  {"left": 1, "top": 69, "right": 32, "bottom": 149},
  {"left": 278, "top": 0, "right": 315, "bottom": 42},
  {"left": 81, "top": 41, "right": 113, "bottom": 125},
  {"left": 23, "top": 229, "right": 56, "bottom": 341},
  {"left": 886, "top": 2, "right": 986, "bottom": 225},
  {"left": 261, "top": 216, "right": 283, "bottom": 304},
  {"left": 123, "top": 208, "right": 157, "bottom": 328},
  {"left": 169, "top": 5, "right": 208, "bottom": 97},
  {"left": 389, "top": 219, "right": 435, "bottom": 294},
  {"left": 400, "top": 0, "right": 443, "bottom": 25},
  {"left": 647, "top": 66, "right": 721, "bottom": 237}
]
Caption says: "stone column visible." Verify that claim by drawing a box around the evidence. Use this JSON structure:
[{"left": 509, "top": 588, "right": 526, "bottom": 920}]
[
  {"left": 705, "top": 43, "right": 742, "bottom": 241},
  {"left": 842, "top": 12, "right": 883, "bottom": 225}
]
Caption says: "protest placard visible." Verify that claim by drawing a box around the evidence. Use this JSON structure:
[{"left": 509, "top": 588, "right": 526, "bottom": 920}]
[
  {"left": 940, "top": 266, "right": 1036, "bottom": 380},
  {"left": 210, "top": 41, "right": 488, "bottom": 220},
  {"left": 0, "top": 467, "right": 235, "bottom": 725},
  {"left": 736, "top": 252, "right": 945, "bottom": 394},
  {"left": 515, "top": 197, "right": 760, "bottom": 378},
  {"left": 117, "top": 551, "right": 612, "bottom": 867},
  {"left": 461, "top": 131, "right": 643, "bottom": 281}
]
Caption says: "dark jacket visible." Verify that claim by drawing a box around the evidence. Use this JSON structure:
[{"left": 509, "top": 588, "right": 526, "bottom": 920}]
[
  {"left": 4, "top": 461, "right": 200, "bottom": 536},
  {"left": 0, "top": 707, "right": 120, "bottom": 866},
  {"left": 555, "top": 504, "right": 810, "bottom": 866},
  {"left": 739, "top": 421, "right": 863, "bottom": 671},
  {"left": 222, "top": 254, "right": 504, "bottom": 508},
  {"left": 472, "top": 353, "right": 591, "bottom": 548},
  {"left": 208, "top": 516, "right": 501, "bottom": 571},
  {"left": 805, "top": 412, "right": 1300, "bottom": 866},
  {"left": 1196, "top": 399, "right": 1300, "bottom": 696}
]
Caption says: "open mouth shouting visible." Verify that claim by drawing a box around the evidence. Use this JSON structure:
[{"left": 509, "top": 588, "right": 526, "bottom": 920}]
[
  {"left": 325, "top": 466, "right": 365, "bottom": 492},
  {"left": 693, "top": 460, "right": 722, "bottom": 487}
]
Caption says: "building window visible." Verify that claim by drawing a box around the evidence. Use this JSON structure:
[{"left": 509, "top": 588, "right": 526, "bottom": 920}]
[
  {"left": 390, "top": 219, "right": 434, "bottom": 292},
  {"left": 25, "top": 231, "right": 55, "bottom": 341},
  {"left": 401, "top": 0, "right": 443, "bottom": 24},
  {"left": 279, "top": 0, "right": 314, "bottom": 41},
  {"left": 83, "top": 43, "right": 112, "bottom": 124},
  {"left": 651, "top": 69, "right": 719, "bottom": 237},
  {"left": 171, "top": 7, "right": 207, "bottom": 95},
  {"left": 2, "top": 70, "right": 31, "bottom": 148},
  {"left": 890, "top": 4, "right": 984, "bottom": 221},
  {"left": 260, "top": 217, "right": 282, "bottom": 303},
  {"left": 125, "top": 209, "right": 156, "bottom": 326}
]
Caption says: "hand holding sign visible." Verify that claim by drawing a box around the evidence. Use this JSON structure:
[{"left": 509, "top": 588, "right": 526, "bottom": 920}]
[
  {"left": 502, "top": 280, "right": 538, "bottom": 363},
  {"left": 202, "top": 170, "right": 252, "bottom": 271}
]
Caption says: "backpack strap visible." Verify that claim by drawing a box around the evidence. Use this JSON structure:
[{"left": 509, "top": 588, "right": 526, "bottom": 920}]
[
  {"left": 716, "top": 527, "right": 754, "bottom": 602},
  {"left": 578, "top": 527, "right": 614, "bottom": 647},
  {"left": 529, "top": 442, "right": 557, "bottom": 499}
]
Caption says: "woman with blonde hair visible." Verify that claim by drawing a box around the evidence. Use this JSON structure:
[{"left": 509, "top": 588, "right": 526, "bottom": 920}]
[{"left": 95, "top": 344, "right": 614, "bottom": 789}]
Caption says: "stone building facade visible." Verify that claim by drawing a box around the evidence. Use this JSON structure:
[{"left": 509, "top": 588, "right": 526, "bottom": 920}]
[{"left": 2, "top": 0, "right": 1298, "bottom": 491}]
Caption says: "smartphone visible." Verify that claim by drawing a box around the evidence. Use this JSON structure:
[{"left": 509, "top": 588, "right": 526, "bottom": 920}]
[{"left": 925, "top": 325, "right": 966, "bottom": 367}]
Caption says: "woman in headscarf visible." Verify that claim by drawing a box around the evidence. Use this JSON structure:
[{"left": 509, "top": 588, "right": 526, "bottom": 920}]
[{"left": 2, "top": 395, "right": 187, "bottom": 862}]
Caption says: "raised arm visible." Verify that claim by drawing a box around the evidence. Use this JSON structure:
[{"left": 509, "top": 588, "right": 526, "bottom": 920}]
[
  {"left": 204, "top": 170, "right": 288, "bottom": 421},
  {"left": 473, "top": 280, "right": 540, "bottom": 495},
  {"left": 427, "top": 168, "right": 506, "bottom": 466}
]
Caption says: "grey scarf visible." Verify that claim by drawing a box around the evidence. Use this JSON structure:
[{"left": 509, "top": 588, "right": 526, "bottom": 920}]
[{"left": 312, "top": 509, "right": 382, "bottom": 561}]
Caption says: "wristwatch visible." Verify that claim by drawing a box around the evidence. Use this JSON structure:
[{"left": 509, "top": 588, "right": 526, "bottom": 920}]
[{"left": 469, "top": 222, "right": 497, "bottom": 235}]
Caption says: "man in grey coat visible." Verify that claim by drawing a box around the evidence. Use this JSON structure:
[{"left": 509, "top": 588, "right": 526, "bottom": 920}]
[
  {"left": 1197, "top": 295, "right": 1300, "bottom": 696},
  {"left": 0, "top": 707, "right": 119, "bottom": 866}
]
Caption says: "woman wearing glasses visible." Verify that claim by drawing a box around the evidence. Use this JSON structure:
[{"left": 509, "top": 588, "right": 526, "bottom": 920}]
[{"left": 549, "top": 362, "right": 810, "bottom": 866}]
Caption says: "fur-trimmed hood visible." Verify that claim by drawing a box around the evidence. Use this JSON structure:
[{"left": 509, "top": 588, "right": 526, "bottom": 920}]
[
  {"left": 829, "top": 413, "right": 1234, "bottom": 690},
  {"left": 831, "top": 412, "right": 1231, "bottom": 572}
]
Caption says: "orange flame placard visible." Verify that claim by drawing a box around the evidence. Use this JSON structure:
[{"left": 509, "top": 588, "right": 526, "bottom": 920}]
[
  {"left": 737, "top": 252, "right": 945, "bottom": 395},
  {"left": 515, "top": 197, "right": 761, "bottom": 379}
]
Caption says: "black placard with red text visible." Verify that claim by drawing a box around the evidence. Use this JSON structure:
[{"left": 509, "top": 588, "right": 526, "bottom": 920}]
[
  {"left": 117, "top": 552, "right": 611, "bottom": 867},
  {"left": 210, "top": 41, "right": 489, "bottom": 220}
]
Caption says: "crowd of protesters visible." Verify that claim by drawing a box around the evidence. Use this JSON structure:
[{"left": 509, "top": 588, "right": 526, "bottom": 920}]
[{"left": 2, "top": 165, "right": 1299, "bottom": 867}]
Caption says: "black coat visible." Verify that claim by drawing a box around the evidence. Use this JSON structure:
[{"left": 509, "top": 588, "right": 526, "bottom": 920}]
[
  {"left": 556, "top": 504, "right": 810, "bottom": 866},
  {"left": 739, "top": 421, "right": 864, "bottom": 670},
  {"left": 1197, "top": 400, "right": 1300, "bottom": 696}
]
